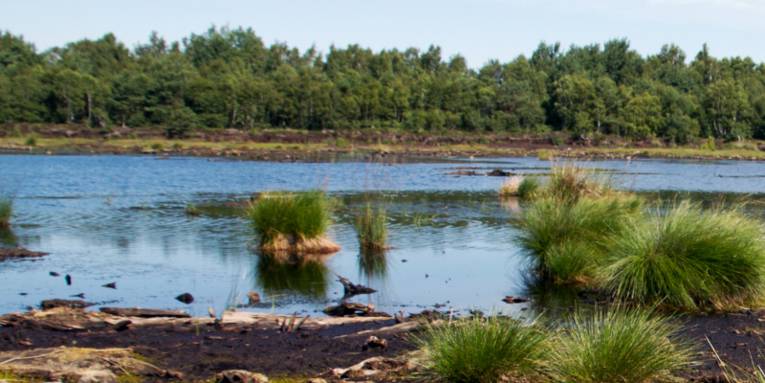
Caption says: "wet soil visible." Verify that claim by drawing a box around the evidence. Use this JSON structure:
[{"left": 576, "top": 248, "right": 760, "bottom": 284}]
[
  {"left": 1, "top": 305, "right": 765, "bottom": 382},
  {"left": 2, "top": 307, "right": 765, "bottom": 381},
  {"left": 682, "top": 310, "right": 765, "bottom": 381},
  {"left": 0, "top": 311, "right": 416, "bottom": 381}
]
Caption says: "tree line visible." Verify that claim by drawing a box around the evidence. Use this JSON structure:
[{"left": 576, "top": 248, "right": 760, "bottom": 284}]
[{"left": 1, "top": 27, "right": 764, "bottom": 142}]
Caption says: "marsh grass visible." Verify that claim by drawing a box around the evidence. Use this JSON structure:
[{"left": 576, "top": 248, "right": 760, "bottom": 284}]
[
  {"left": 514, "top": 195, "right": 643, "bottom": 284},
  {"left": 549, "top": 308, "right": 693, "bottom": 383},
  {"left": 248, "top": 190, "right": 331, "bottom": 245},
  {"left": 604, "top": 201, "right": 765, "bottom": 310},
  {"left": 499, "top": 176, "right": 523, "bottom": 197},
  {"left": 0, "top": 199, "right": 11, "bottom": 229},
  {"left": 415, "top": 316, "right": 549, "bottom": 382},
  {"left": 546, "top": 165, "right": 613, "bottom": 203},
  {"left": 516, "top": 176, "right": 540, "bottom": 200},
  {"left": 185, "top": 201, "right": 245, "bottom": 218},
  {"left": 355, "top": 204, "right": 387, "bottom": 251}
]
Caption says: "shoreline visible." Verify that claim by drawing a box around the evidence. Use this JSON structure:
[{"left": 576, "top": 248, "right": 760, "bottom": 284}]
[
  {"left": 0, "top": 305, "right": 761, "bottom": 381},
  {"left": 2, "top": 125, "right": 765, "bottom": 162}
]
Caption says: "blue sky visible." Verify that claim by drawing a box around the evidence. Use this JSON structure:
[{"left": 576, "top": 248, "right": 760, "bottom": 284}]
[{"left": 3, "top": 0, "right": 765, "bottom": 67}]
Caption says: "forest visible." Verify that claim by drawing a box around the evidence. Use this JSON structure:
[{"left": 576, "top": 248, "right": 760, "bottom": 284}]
[{"left": 1, "top": 27, "right": 764, "bottom": 143}]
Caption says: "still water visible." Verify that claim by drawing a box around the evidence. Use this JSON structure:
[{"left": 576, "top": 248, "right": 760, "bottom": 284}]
[{"left": 0, "top": 155, "right": 763, "bottom": 316}]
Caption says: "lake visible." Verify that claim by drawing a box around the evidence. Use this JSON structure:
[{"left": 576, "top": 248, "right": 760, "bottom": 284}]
[{"left": 0, "top": 155, "right": 763, "bottom": 317}]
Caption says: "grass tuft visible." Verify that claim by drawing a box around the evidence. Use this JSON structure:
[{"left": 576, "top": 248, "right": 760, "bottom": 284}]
[
  {"left": 355, "top": 203, "right": 387, "bottom": 251},
  {"left": 516, "top": 176, "right": 540, "bottom": 200},
  {"left": 248, "top": 191, "right": 331, "bottom": 245},
  {"left": 513, "top": 195, "right": 643, "bottom": 284},
  {"left": 0, "top": 199, "right": 11, "bottom": 229},
  {"left": 546, "top": 165, "right": 612, "bottom": 203},
  {"left": 549, "top": 308, "right": 692, "bottom": 383},
  {"left": 416, "top": 316, "right": 548, "bottom": 383},
  {"left": 604, "top": 202, "right": 765, "bottom": 310}
]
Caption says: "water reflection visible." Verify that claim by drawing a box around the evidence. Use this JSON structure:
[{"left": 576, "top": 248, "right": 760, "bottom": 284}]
[
  {"left": 499, "top": 196, "right": 521, "bottom": 213},
  {"left": 3, "top": 155, "right": 765, "bottom": 316},
  {"left": 358, "top": 248, "right": 388, "bottom": 280},
  {"left": 255, "top": 254, "right": 329, "bottom": 300},
  {"left": 521, "top": 277, "right": 606, "bottom": 319},
  {"left": 0, "top": 227, "right": 16, "bottom": 247}
]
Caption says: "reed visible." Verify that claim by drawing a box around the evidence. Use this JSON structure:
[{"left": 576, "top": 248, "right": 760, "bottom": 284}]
[{"left": 355, "top": 203, "right": 387, "bottom": 251}]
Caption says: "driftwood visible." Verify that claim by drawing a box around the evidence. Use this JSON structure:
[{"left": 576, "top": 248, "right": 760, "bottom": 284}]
[
  {"left": 40, "top": 299, "right": 94, "bottom": 310},
  {"left": 324, "top": 302, "right": 390, "bottom": 318},
  {"left": 175, "top": 293, "right": 194, "bottom": 304},
  {"left": 0, "top": 347, "right": 183, "bottom": 382},
  {"left": 338, "top": 275, "right": 377, "bottom": 298},
  {"left": 277, "top": 314, "right": 310, "bottom": 333},
  {"left": 0, "top": 308, "right": 104, "bottom": 332},
  {"left": 99, "top": 307, "right": 190, "bottom": 318},
  {"left": 502, "top": 295, "right": 529, "bottom": 304},
  {"left": 0, "top": 247, "right": 48, "bottom": 261}
]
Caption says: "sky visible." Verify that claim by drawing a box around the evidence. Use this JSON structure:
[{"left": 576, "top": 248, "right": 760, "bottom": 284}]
[{"left": 3, "top": 0, "right": 765, "bottom": 67}]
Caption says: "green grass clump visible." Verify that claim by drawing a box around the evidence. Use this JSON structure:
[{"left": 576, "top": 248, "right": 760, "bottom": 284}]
[
  {"left": 514, "top": 195, "right": 642, "bottom": 284},
  {"left": 549, "top": 308, "right": 692, "bottom": 383},
  {"left": 355, "top": 204, "right": 387, "bottom": 251},
  {"left": 24, "top": 136, "right": 36, "bottom": 147},
  {"left": 604, "top": 202, "right": 765, "bottom": 310},
  {"left": 416, "top": 316, "right": 548, "bottom": 383},
  {"left": 0, "top": 199, "right": 11, "bottom": 229},
  {"left": 546, "top": 165, "right": 612, "bottom": 203},
  {"left": 516, "top": 176, "right": 540, "bottom": 200},
  {"left": 248, "top": 191, "right": 331, "bottom": 243}
]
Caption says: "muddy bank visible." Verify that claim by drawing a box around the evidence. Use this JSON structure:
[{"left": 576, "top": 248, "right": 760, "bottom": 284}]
[
  {"left": 3, "top": 123, "right": 765, "bottom": 162},
  {"left": 0, "top": 308, "right": 419, "bottom": 381},
  {"left": 1, "top": 306, "right": 765, "bottom": 381},
  {"left": 0, "top": 247, "right": 47, "bottom": 262}
]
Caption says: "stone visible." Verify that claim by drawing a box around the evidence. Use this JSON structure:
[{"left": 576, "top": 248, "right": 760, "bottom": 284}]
[
  {"left": 215, "top": 369, "right": 269, "bottom": 383},
  {"left": 175, "top": 293, "right": 194, "bottom": 304}
]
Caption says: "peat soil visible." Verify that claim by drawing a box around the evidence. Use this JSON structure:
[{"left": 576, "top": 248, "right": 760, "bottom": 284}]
[
  {"left": 1, "top": 308, "right": 765, "bottom": 381},
  {"left": 683, "top": 310, "right": 765, "bottom": 381},
  {"left": 0, "top": 312, "right": 416, "bottom": 381}
]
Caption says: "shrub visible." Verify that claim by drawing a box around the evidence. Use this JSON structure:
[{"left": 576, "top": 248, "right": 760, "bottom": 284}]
[
  {"left": 24, "top": 136, "right": 36, "bottom": 147},
  {"left": 603, "top": 202, "right": 765, "bottom": 310},
  {"left": 549, "top": 308, "right": 692, "bottom": 383},
  {"left": 0, "top": 199, "right": 11, "bottom": 228},
  {"left": 416, "top": 316, "right": 548, "bottom": 382},
  {"left": 355, "top": 204, "right": 387, "bottom": 251},
  {"left": 514, "top": 195, "right": 642, "bottom": 284}
]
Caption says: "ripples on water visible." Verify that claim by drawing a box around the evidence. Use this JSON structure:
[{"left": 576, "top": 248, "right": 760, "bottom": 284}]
[{"left": 0, "top": 155, "right": 764, "bottom": 316}]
